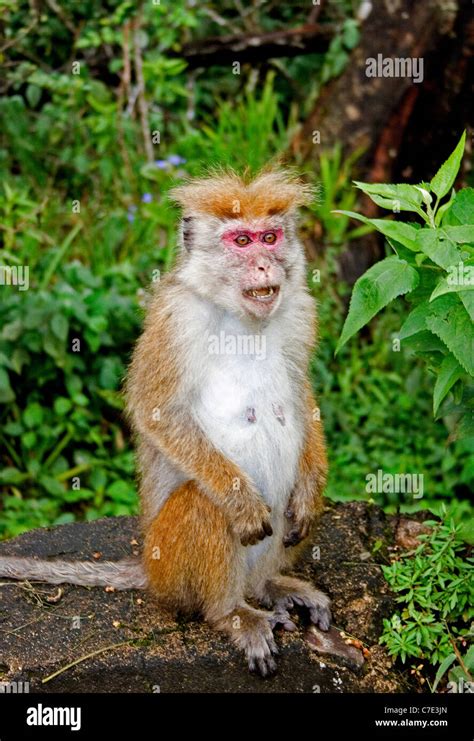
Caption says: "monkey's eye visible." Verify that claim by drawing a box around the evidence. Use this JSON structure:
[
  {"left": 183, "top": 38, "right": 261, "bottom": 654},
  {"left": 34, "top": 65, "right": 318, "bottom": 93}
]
[
  {"left": 235, "top": 234, "right": 251, "bottom": 246},
  {"left": 262, "top": 232, "right": 277, "bottom": 244}
]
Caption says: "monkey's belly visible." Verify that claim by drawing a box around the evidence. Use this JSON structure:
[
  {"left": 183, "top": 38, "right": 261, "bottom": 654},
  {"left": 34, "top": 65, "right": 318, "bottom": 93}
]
[{"left": 195, "top": 356, "right": 303, "bottom": 570}]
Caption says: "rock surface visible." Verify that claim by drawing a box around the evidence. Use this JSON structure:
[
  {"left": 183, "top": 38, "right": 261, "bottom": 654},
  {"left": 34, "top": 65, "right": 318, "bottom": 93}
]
[{"left": 0, "top": 503, "right": 413, "bottom": 693}]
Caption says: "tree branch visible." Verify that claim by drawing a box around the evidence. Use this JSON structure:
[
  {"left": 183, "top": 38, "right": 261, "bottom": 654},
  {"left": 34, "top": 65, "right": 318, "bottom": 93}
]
[
  {"left": 172, "top": 23, "right": 335, "bottom": 69},
  {"left": 132, "top": 13, "right": 154, "bottom": 163}
]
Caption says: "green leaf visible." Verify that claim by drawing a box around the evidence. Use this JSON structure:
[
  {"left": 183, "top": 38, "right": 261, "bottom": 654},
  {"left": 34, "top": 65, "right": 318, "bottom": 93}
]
[
  {"left": 43, "top": 333, "right": 65, "bottom": 364},
  {"left": 23, "top": 402, "right": 44, "bottom": 429},
  {"left": 444, "top": 187, "right": 474, "bottom": 226},
  {"left": 416, "top": 229, "right": 462, "bottom": 269},
  {"left": 441, "top": 225, "right": 474, "bottom": 243},
  {"left": 430, "top": 275, "right": 474, "bottom": 302},
  {"left": 435, "top": 190, "right": 456, "bottom": 226},
  {"left": 401, "top": 330, "right": 448, "bottom": 355},
  {"left": 0, "top": 467, "right": 29, "bottom": 484},
  {"left": 459, "top": 291, "right": 474, "bottom": 321},
  {"left": 399, "top": 302, "right": 430, "bottom": 339},
  {"left": 430, "top": 131, "right": 466, "bottom": 199},
  {"left": 1, "top": 319, "right": 23, "bottom": 341},
  {"left": 54, "top": 397, "right": 72, "bottom": 416},
  {"left": 425, "top": 295, "right": 474, "bottom": 375},
  {"left": 341, "top": 19, "right": 359, "bottom": 49},
  {"left": 336, "top": 256, "right": 419, "bottom": 353},
  {"left": 25, "top": 83, "right": 41, "bottom": 108},
  {"left": 3, "top": 421, "right": 23, "bottom": 436},
  {"left": 99, "top": 356, "right": 122, "bottom": 390},
  {"left": 0, "top": 367, "right": 15, "bottom": 403},
  {"left": 465, "top": 645, "right": 474, "bottom": 671},
  {"left": 87, "top": 315, "right": 108, "bottom": 334},
  {"left": 107, "top": 480, "right": 136, "bottom": 503},
  {"left": 50, "top": 314, "right": 69, "bottom": 341},
  {"left": 22, "top": 430, "right": 37, "bottom": 449},
  {"left": 39, "top": 475, "right": 66, "bottom": 497},
  {"left": 433, "top": 355, "right": 464, "bottom": 415},
  {"left": 432, "top": 652, "right": 457, "bottom": 692},
  {"left": 9, "top": 348, "right": 30, "bottom": 374},
  {"left": 353, "top": 182, "right": 424, "bottom": 215},
  {"left": 430, "top": 259, "right": 474, "bottom": 301},
  {"left": 333, "top": 210, "right": 419, "bottom": 250}
]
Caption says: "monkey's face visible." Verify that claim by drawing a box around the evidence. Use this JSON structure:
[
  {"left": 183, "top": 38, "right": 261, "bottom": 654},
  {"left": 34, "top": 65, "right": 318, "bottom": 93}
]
[
  {"left": 179, "top": 215, "right": 304, "bottom": 322},
  {"left": 220, "top": 224, "right": 286, "bottom": 319}
]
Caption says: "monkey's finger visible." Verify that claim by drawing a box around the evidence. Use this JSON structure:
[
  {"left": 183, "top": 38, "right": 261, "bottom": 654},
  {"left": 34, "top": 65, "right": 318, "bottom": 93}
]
[
  {"left": 283, "top": 529, "right": 304, "bottom": 548},
  {"left": 262, "top": 520, "right": 273, "bottom": 537},
  {"left": 241, "top": 532, "right": 262, "bottom": 546},
  {"left": 253, "top": 525, "right": 272, "bottom": 541}
]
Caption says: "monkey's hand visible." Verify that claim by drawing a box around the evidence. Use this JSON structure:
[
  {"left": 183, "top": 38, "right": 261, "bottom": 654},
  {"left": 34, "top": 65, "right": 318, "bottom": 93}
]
[
  {"left": 232, "top": 489, "right": 273, "bottom": 546},
  {"left": 283, "top": 485, "right": 314, "bottom": 548}
]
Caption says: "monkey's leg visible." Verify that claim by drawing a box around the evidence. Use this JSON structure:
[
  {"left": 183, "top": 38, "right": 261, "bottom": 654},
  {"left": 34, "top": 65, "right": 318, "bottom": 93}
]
[
  {"left": 261, "top": 575, "right": 331, "bottom": 632},
  {"left": 143, "top": 480, "right": 279, "bottom": 676}
]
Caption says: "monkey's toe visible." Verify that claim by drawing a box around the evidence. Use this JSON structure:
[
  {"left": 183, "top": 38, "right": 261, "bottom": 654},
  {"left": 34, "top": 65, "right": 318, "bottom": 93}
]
[
  {"left": 249, "top": 653, "right": 277, "bottom": 678},
  {"left": 269, "top": 608, "right": 297, "bottom": 632},
  {"left": 272, "top": 584, "right": 332, "bottom": 632},
  {"left": 310, "top": 604, "right": 331, "bottom": 631}
]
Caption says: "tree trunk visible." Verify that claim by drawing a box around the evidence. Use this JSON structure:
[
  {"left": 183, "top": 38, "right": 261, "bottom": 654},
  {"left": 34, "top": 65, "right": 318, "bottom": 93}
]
[{"left": 291, "top": 0, "right": 473, "bottom": 283}]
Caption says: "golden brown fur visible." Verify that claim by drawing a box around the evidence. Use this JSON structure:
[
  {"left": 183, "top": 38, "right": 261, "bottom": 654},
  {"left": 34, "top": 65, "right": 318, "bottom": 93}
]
[{"left": 170, "top": 169, "right": 314, "bottom": 220}]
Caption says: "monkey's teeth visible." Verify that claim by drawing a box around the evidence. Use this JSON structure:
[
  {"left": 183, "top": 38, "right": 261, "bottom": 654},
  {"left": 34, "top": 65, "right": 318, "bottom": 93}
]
[{"left": 249, "top": 287, "right": 274, "bottom": 298}]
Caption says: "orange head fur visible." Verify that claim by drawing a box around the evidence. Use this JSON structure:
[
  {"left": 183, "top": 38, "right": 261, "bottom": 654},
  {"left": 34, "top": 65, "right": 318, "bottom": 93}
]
[{"left": 169, "top": 169, "right": 314, "bottom": 220}]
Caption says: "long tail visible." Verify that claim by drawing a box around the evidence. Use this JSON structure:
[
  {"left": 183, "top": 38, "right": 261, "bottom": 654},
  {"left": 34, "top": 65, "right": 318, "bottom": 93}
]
[{"left": 0, "top": 556, "right": 148, "bottom": 590}]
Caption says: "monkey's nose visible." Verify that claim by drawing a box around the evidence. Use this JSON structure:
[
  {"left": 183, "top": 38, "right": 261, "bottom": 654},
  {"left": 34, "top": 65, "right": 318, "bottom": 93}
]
[{"left": 251, "top": 256, "right": 271, "bottom": 273}]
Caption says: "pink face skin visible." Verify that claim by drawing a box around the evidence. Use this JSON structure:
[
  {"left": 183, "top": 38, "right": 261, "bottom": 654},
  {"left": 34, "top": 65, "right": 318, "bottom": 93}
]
[
  {"left": 220, "top": 225, "right": 286, "bottom": 318},
  {"left": 221, "top": 226, "right": 284, "bottom": 251}
]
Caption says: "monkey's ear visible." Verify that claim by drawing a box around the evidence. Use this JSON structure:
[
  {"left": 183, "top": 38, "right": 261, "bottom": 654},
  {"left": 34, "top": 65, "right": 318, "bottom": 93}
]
[{"left": 180, "top": 216, "right": 194, "bottom": 252}]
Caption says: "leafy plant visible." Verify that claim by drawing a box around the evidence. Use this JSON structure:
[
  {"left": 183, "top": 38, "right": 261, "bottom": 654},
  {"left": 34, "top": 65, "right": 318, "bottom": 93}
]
[
  {"left": 380, "top": 519, "right": 474, "bottom": 690},
  {"left": 335, "top": 132, "right": 474, "bottom": 439},
  {"left": 309, "top": 143, "right": 372, "bottom": 247},
  {"left": 178, "top": 73, "right": 295, "bottom": 175},
  {"left": 0, "top": 262, "right": 142, "bottom": 537}
]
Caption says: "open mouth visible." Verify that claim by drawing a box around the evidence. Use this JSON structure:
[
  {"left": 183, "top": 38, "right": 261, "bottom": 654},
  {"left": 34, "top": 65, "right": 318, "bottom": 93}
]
[{"left": 242, "top": 286, "right": 280, "bottom": 303}]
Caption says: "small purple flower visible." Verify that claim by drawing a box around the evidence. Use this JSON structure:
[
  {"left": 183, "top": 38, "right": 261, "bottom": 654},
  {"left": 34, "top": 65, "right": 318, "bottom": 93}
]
[
  {"left": 127, "top": 205, "right": 137, "bottom": 223},
  {"left": 155, "top": 159, "right": 169, "bottom": 169},
  {"left": 168, "top": 154, "right": 187, "bottom": 166},
  {"left": 141, "top": 193, "right": 153, "bottom": 203}
]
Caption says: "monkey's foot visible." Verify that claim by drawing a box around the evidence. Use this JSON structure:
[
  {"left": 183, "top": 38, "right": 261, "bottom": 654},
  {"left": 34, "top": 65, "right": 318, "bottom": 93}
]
[
  {"left": 264, "top": 575, "right": 331, "bottom": 632},
  {"left": 214, "top": 606, "right": 279, "bottom": 677}
]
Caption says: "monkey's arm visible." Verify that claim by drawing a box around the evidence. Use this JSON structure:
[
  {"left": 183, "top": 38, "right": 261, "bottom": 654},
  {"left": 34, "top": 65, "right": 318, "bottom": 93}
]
[
  {"left": 126, "top": 297, "right": 272, "bottom": 546},
  {"left": 144, "top": 410, "right": 272, "bottom": 545},
  {"left": 284, "top": 381, "right": 328, "bottom": 547}
]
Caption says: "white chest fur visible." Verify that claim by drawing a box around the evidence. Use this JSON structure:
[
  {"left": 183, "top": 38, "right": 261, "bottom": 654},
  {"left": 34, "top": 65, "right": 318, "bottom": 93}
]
[{"left": 193, "top": 313, "right": 303, "bottom": 512}]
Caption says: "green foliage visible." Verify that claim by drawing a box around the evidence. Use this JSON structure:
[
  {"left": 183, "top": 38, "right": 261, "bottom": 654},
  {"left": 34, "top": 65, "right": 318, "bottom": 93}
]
[
  {"left": 309, "top": 143, "right": 372, "bottom": 246},
  {"left": 0, "top": 262, "right": 141, "bottom": 537},
  {"left": 321, "top": 19, "right": 360, "bottom": 85},
  {"left": 0, "top": 0, "right": 472, "bottom": 566},
  {"left": 335, "top": 133, "right": 474, "bottom": 439},
  {"left": 313, "top": 295, "right": 474, "bottom": 541},
  {"left": 336, "top": 255, "right": 419, "bottom": 348},
  {"left": 380, "top": 520, "right": 473, "bottom": 688},
  {"left": 180, "top": 73, "right": 294, "bottom": 175}
]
